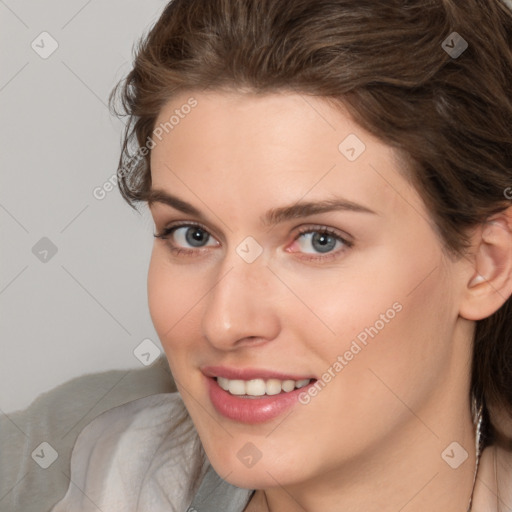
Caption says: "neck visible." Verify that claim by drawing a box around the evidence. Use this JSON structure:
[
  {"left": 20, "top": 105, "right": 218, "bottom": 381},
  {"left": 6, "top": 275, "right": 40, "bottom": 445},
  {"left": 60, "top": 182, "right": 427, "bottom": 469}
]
[{"left": 251, "top": 396, "right": 477, "bottom": 512}]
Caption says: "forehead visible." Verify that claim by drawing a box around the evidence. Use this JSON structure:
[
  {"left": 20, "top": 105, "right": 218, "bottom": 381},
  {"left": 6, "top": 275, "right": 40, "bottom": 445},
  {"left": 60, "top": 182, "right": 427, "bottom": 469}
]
[{"left": 149, "top": 90, "right": 426, "bottom": 222}]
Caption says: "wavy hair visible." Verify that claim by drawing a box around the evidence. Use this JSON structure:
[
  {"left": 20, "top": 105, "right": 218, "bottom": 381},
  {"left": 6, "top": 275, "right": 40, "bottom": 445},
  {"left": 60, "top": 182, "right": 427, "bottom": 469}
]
[{"left": 110, "top": 0, "right": 512, "bottom": 450}]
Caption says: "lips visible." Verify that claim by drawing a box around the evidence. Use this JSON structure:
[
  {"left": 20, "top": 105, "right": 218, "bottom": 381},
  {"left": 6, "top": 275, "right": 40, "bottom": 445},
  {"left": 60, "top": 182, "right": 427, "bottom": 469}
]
[
  {"left": 201, "top": 365, "right": 315, "bottom": 382},
  {"left": 201, "top": 365, "right": 317, "bottom": 423}
]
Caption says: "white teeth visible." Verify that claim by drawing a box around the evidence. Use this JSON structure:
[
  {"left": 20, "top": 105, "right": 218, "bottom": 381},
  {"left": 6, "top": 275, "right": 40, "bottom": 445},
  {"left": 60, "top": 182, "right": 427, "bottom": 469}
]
[
  {"left": 246, "top": 379, "right": 266, "bottom": 396},
  {"left": 228, "top": 379, "right": 246, "bottom": 395},
  {"left": 282, "top": 380, "right": 296, "bottom": 392},
  {"left": 216, "top": 377, "right": 312, "bottom": 396},
  {"left": 217, "top": 377, "right": 230, "bottom": 391},
  {"left": 265, "top": 379, "right": 282, "bottom": 395}
]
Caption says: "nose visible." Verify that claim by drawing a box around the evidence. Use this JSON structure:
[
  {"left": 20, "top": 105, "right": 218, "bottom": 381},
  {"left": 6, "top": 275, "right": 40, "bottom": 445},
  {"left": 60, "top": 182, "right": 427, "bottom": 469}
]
[{"left": 200, "top": 250, "right": 281, "bottom": 350}]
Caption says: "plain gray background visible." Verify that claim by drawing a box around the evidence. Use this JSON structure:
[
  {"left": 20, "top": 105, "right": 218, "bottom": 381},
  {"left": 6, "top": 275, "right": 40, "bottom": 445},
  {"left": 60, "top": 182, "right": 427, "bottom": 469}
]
[{"left": 1, "top": 0, "right": 168, "bottom": 414}]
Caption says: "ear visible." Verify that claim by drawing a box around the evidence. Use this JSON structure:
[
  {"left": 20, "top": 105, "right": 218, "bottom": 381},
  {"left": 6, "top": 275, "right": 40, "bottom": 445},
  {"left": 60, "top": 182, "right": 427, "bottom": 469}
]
[{"left": 459, "top": 206, "right": 512, "bottom": 321}]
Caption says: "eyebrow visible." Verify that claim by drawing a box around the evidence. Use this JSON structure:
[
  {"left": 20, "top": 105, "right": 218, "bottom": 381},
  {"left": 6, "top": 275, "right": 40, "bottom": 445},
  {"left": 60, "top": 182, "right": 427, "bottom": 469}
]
[{"left": 146, "top": 188, "right": 378, "bottom": 227}]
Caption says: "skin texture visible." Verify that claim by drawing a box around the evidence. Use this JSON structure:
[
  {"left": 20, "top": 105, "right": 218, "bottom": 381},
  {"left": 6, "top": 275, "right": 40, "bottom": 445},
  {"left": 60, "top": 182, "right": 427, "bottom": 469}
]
[{"left": 146, "top": 90, "right": 512, "bottom": 512}]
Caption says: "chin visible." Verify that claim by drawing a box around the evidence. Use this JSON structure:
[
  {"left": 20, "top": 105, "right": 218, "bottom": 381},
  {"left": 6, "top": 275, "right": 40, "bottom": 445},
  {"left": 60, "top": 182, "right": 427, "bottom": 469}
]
[
  {"left": 212, "top": 461, "right": 296, "bottom": 490},
  {"left": 203, "top": 444, "right": 307, "bottom": 489}
]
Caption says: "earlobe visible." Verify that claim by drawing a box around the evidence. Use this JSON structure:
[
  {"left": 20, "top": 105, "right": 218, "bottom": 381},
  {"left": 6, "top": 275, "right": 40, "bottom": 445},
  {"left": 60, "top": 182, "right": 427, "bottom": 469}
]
[{"left": 459, "top": 206, "right": 512, "bottom": 321}]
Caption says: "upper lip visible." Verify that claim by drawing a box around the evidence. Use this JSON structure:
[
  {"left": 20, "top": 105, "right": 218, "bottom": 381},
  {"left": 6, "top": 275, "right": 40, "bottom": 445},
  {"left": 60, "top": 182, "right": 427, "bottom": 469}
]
[{"left": 201, "top": 365, "right": 315, "bottom": 381}]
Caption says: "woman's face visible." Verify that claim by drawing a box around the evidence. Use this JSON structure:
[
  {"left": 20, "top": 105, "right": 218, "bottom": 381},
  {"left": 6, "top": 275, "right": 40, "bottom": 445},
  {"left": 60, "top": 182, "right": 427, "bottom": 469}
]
[{"left": 147, "top": 90, "right": 472, "bottom": 489}]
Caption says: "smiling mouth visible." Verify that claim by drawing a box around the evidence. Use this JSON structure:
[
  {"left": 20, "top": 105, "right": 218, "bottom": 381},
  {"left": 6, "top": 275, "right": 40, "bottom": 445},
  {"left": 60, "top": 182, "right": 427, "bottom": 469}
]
[{"left": 215, "top": 377, "right": 314, "bottom": 397}]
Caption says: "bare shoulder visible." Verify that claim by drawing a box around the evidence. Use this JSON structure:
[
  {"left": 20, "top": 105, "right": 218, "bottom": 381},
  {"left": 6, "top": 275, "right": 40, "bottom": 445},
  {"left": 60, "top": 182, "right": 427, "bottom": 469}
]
[
  {"left": 495, "top": 441, "right": 512, "bottom": 509},
  {"left": 473, "top": 442, "right": 512, "bottom": 512}
]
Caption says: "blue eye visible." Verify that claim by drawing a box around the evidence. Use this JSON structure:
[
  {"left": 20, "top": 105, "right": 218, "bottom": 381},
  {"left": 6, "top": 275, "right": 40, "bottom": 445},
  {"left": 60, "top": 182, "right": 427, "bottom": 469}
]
[
  {"left": 296, "top": 231, "right": 341, "bottom": 254},
  {"left": 290, "top": 226, "right": 352, "bottom": 261},
  {"left": 172, "top": 225, "right": 213, "bottom": 248},
  {"left": 154, "top": 223, "right": 218, "bottom": 253}
]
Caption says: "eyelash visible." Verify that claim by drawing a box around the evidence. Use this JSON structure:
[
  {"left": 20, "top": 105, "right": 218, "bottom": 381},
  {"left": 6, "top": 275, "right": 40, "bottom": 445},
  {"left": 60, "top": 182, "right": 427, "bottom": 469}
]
[{"left": 153, "top": 221, "right": 353, "bottom": 262}]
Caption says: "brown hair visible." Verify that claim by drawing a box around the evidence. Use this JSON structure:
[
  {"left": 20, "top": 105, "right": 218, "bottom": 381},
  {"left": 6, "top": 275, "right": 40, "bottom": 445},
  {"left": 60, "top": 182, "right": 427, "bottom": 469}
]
[{"left": 110, "top": 0, "right": 512, "bottom": 448}]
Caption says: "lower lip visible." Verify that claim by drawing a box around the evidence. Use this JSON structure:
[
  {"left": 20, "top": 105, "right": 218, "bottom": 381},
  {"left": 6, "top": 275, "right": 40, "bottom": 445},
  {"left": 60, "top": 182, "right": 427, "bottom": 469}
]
[{"left": 206, "top": 376, "right": 316, "bottom": 424}]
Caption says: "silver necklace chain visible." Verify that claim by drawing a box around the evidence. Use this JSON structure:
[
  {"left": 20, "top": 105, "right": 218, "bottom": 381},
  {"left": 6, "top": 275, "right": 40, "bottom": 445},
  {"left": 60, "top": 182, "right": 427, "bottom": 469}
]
[{"left": 467, "top": 397, "right": 484, "bottom": 512}]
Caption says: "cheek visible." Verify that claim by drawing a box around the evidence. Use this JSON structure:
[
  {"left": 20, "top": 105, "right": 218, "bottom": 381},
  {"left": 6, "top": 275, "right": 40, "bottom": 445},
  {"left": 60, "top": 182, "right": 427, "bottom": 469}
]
[
  {"left": 328, "top": 263, "right": 454, "bottom": 417},
  {"left": 302, "top": 244, "right": 455, "bottom": 405},
  {"left": 281, "top": 266, "right": 456, "bottom": 468},
  {"left": 147, "top": 248, "right": 192, "bottom": 347},
  {"left": 147, "top": 249, "right": 170, "bottom": 336},
  {"left": 147, "top": 247, "right": 207, "bottom": 368}
]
